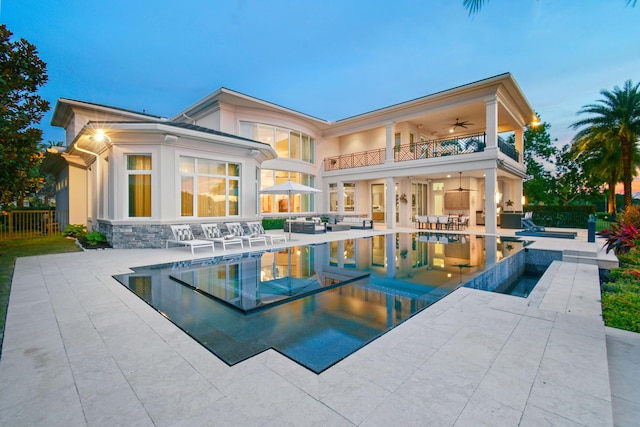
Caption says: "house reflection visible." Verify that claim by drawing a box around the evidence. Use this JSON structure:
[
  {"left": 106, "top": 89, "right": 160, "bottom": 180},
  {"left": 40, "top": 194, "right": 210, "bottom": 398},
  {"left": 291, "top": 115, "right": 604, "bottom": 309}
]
[{"left": 114, "top": 232, "right": 526, "bottom": 372}]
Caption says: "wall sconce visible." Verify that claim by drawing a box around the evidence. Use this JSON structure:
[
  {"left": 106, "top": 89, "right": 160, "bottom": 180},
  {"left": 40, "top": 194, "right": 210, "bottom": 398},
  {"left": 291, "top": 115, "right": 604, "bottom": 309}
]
[{"left": 90, "top": 129, "right": 111, "bottom": 143}]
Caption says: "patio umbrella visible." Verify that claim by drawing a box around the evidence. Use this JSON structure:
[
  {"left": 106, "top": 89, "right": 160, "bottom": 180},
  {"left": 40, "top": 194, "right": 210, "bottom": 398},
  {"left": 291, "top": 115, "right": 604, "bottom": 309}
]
[{"left": 259, "top": 181, "right": 322, "bottom": 241}]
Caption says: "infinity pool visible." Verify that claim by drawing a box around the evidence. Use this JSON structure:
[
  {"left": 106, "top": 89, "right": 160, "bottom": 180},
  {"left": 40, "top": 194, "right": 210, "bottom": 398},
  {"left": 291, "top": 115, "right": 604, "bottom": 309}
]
[{"left": 114, "top": 232, "right": 524, "bottom": 373}]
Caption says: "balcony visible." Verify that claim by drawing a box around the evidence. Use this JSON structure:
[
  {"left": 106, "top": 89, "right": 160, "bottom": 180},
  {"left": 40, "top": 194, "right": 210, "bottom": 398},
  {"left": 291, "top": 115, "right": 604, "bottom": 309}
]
[{"left": 324, "top": 132, "right": 519, "bottom": 171}]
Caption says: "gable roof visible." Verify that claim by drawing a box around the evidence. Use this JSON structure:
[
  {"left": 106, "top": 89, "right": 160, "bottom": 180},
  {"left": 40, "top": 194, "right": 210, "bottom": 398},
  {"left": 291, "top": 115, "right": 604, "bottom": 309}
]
[{"left": 51, "top": 98, "right": 167, "bottom": 127}]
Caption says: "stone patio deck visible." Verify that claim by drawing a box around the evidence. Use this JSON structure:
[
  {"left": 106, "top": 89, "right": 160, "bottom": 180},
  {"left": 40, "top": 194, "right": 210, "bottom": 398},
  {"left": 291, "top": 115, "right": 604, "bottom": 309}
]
[{"left": 0, "top": 227, "right": 636, "bottom": 426}]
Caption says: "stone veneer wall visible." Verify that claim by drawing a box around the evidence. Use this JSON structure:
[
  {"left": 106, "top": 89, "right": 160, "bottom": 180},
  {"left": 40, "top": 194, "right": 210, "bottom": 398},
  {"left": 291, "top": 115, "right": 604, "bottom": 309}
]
[{"left": 98, "top": 222, "right": 172, "bottom": 249}]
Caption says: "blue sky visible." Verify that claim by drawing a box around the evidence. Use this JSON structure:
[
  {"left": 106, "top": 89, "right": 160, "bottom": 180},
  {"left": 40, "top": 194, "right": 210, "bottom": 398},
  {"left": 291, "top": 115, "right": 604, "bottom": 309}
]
[{"left": 3, "top": 0, "right": 639, "bottom": 148}]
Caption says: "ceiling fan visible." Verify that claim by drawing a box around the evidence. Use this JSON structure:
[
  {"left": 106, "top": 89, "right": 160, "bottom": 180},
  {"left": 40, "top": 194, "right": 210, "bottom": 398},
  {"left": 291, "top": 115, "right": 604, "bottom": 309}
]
[
  {"left": 446, "top": 172, "right": 476, "bottom": 192},
  {"left": 447, "top": 118, "right": 474, "bottom": 129}
]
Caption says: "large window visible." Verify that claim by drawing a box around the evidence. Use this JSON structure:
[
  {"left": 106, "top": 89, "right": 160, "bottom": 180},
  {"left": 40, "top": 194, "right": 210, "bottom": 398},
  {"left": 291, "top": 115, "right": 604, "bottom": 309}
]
[
  {"left": 329, "top": 183, "right": 355, "bottom": 212},
  {"left": 344, "top": 183, "right": 355, "bottom": 212},
  {"left": 329, "top": 183, "right": 338, "bottom": 212},
  {"left": 260, "top": 170, "right": 315, "bottom": 214},
  {"left": 127, "top": 155, "right": 152, "bottom": 217},
  {"left": 240, "top": 122, "right": 315, "bottom": 163},
  {"left": 180, "top": 156, "right": 240, "bottom": 217}
]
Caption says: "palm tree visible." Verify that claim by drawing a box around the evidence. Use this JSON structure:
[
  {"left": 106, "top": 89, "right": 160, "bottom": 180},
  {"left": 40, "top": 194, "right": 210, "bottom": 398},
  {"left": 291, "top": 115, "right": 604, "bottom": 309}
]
[
  {"left": 463, "top": 0, "right": 636, "bottom": 14},
  {"left": 571, "top": 129, "right": 624, "bottom": 213},
  {"left": 571, "top": 81, "right": 640, "bottom": 209}
]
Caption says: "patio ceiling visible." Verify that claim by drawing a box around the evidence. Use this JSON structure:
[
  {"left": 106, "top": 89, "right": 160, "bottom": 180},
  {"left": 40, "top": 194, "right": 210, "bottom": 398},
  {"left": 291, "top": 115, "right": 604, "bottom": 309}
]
[{"left": 407, "top": 100, "right": 523, "bottom": 139}]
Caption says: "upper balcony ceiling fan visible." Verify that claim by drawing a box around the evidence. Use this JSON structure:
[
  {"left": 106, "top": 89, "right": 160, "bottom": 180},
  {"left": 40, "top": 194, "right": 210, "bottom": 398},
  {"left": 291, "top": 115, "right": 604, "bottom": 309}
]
[
  {"left": 446, "top": 172, "right": 476, "bottom": 192},
  {"left": 447, "top": 118, "right": 474, "bottom": 129}
]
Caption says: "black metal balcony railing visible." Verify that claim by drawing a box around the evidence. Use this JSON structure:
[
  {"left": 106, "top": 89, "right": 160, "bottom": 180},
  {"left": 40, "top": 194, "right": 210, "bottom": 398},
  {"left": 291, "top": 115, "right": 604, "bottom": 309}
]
[
  {"left": 498, "top": 138, "right": 520, "bottom": 162},
  {"left": 324, "top": 132, "right": 520, "bottom": 171}
]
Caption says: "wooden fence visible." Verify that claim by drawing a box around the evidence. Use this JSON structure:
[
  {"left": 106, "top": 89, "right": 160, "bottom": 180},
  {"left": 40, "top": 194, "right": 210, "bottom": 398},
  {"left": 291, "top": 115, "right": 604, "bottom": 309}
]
[{"left": 0, "top": 210, "right": 68, "bottom": 241}]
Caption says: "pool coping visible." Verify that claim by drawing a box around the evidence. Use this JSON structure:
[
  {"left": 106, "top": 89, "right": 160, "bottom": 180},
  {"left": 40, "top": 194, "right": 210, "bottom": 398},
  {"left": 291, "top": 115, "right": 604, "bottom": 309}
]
[{"left": 0, "top": 227, "right": 625, "bottom": 426}]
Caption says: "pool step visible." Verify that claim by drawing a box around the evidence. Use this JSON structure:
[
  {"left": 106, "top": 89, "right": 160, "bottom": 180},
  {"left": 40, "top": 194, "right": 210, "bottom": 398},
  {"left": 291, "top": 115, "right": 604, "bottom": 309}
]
[{"left": 563, "top": 248, "right": 618, "bottom": 270}]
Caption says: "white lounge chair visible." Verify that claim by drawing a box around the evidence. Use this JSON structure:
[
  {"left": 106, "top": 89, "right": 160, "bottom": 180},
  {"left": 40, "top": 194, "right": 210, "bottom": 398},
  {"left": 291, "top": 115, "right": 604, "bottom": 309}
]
[
  {"left": 225, "top": 222, "right": 267, "bottom": 248},
  {"left": 245, "top": 221, "right": 286, "bottom": 245},
  {"left": 166, "top": 225, "right": 215, "bottom": 254},
  {"left": 201, "top": 223, "right": 244, "bottom": 250}
]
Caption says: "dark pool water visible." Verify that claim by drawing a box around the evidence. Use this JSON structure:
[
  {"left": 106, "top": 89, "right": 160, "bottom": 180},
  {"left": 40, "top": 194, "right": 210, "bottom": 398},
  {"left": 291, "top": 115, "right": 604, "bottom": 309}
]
[{"left": 113, "top": 232, "right": 523, "bottom": 373}]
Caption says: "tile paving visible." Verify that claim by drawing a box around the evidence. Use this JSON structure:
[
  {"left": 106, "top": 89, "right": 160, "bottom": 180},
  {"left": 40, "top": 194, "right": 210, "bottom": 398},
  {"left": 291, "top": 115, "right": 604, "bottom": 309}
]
[{"left": 0, "top": 226, "right": 636, "bottom": 426}]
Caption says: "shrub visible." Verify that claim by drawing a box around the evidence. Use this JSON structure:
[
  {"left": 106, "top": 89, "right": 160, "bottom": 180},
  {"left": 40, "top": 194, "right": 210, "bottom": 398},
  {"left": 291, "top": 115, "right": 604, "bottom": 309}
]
[
  {"left": 601, "top": 246, "right": 640, "bottom": 332},
  {"left": 602, "top": 286, "right": 640, "bottom": 332},
  {"left": 597, "top": 223, "right": 640, "bottom": 255},
  {"left": 64, "top": 224, "right": 87, "bottom": 238},
  {"left": 262, "top": 218, "right": 286, "bottom": 230},
  {"left": 85, "top": 231, "right": 108, "bottom": 246},
  {"left": 621, "top": 205, "right": 640, "bottom": 227}
]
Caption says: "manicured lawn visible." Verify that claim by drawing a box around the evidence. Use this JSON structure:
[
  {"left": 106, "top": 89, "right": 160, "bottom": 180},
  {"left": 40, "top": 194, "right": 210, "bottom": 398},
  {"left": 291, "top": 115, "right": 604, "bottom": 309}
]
[{"left": 0, "top": 235, "right": 81, "bottom": 352}]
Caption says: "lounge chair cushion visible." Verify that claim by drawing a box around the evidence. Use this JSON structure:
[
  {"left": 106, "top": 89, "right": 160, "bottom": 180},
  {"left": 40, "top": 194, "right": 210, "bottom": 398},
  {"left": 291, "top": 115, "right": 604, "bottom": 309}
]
[
  {"left": 247, "top": 222, "right": 266, "bottom": 235},
  {"left": 201, "top": 223, "right": 223, "bottom": 239},
  {"left": 227, "top": 223, "right": 245, "bottom": 236},
  {"left": 175, "top": 227, "right": 195, "bottom": 241}
]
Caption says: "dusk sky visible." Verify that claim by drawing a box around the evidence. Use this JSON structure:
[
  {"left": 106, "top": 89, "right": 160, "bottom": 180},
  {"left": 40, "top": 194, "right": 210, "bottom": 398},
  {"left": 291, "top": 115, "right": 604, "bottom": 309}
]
[{"left": 3, "top": 1, "right": 639, "bottom": 148}]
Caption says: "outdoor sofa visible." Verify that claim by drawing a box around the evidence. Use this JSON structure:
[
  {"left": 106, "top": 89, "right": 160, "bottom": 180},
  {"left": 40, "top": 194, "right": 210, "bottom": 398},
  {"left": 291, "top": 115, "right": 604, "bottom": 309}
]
[
  {"left": 284, "top": 217, "right": 327, "bottom": 234},
  {"left": 335, "top": 217, "right": 374, "bottom": 230}
]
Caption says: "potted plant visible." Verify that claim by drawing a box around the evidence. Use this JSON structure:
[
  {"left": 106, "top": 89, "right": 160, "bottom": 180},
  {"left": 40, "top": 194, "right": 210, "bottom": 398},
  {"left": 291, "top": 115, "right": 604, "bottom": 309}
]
[{"left": 399, "top": 193, "right": 408, "bottom": 203}]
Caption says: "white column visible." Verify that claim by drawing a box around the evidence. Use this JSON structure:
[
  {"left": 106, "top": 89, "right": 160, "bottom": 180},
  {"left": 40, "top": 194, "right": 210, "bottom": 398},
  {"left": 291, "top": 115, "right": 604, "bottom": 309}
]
[
  {"left": 484, "top": 167, "right": 498, "bottom": 234},
  {"left": 399, "top": 178, "right": 412, "bottom": 227},
  {"left": 385, "top": 176, "right": 396, "bottom": 229},
  {"left": 385, "top": 122, "right": 395, "bottom": 164},
  {"left": 337, "top": 181, "right": 344, "bottom": 213},
  {"left": 515, "top": 179, "right": 524, "bottom": 212},
  {"left": 514, "top": 127, "right": 524, "bottom": 164},
  {"left": 485, "top": 97, "right": 498, "bottom": 149}
]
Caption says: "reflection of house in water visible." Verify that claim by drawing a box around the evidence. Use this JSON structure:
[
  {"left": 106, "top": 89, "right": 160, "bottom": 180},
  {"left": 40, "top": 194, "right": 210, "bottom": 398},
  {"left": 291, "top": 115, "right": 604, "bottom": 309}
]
[
  {"left": 114, "top": 233, "right": 525, "bottom": 372},
  {"left": 163, "top": 247, "right": 369, "bottom": 313},
  {"left": 123, "top": 233, "right": 522, "bottom": 316}
]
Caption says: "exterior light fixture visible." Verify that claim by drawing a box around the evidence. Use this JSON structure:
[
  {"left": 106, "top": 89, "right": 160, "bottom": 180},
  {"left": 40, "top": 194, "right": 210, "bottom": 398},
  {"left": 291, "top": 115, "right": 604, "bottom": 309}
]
[{"left": 91, "top": 129, "right": 111, "bottom": 143}]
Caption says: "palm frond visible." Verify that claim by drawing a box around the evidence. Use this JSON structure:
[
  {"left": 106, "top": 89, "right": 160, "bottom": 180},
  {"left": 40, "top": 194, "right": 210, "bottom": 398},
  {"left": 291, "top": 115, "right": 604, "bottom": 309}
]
[{"left": 463, "top": 0, "right": 487, "bottom": 15}]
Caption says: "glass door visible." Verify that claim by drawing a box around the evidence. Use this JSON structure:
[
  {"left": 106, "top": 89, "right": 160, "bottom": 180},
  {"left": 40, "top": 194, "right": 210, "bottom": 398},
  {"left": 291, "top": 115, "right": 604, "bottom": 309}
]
[{"left": 371, "top": 183, "right": 385, "bottom": 223}]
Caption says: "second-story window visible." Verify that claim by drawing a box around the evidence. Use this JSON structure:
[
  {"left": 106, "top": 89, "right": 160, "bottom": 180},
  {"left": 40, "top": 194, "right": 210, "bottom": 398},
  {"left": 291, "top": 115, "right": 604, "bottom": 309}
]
[{"left": 240, "top": 122, "right": 315, "bottom": 163}]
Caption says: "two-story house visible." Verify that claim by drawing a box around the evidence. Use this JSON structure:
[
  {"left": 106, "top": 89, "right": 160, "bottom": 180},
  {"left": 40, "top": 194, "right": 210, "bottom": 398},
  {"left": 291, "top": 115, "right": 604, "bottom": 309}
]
[{"left": 42, "top": 72, "right": 536, "bottom": 248}]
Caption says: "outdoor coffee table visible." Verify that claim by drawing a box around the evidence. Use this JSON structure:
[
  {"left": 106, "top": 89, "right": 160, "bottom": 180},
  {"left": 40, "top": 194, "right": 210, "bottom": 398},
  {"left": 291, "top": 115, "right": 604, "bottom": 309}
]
[{"left": 326, "top": 224, "right": 351, "bottom": 232}]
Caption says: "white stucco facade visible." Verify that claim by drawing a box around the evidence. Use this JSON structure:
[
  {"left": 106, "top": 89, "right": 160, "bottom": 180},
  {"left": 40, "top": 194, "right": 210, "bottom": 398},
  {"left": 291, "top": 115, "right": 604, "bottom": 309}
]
[{"left": 44, "top": 73, "right": 536, "bottom": 248}]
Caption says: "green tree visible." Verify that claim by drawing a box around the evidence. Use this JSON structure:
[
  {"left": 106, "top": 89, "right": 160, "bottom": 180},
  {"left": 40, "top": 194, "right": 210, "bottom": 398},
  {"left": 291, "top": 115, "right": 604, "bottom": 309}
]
[
  {"left": 570, "top": 128, "right": 633, "bottom": 214},
  {"left": 0, "top": 24, "right": 50, "bottom": 209},
  {"left": 554, "top": 143, "right": 597, "bottom": 205},
  {"left": 571, "top": 81, "right": 640, "bottom": 210},
  {"left": 523, "top": 119, "right": 557, "bottom": 205}
]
